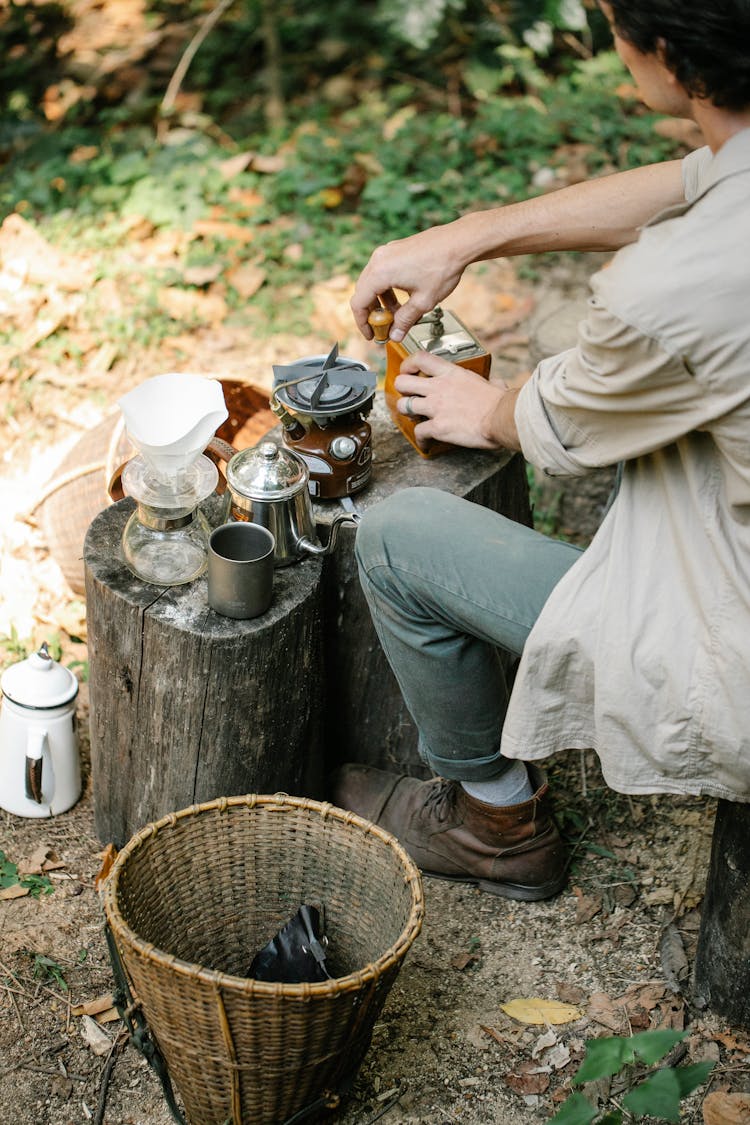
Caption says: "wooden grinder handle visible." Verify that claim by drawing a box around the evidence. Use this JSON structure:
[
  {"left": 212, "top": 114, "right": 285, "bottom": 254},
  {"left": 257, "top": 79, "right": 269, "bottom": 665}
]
[{"left": 368, "top": 306, "right": 394, "bottom": 343}]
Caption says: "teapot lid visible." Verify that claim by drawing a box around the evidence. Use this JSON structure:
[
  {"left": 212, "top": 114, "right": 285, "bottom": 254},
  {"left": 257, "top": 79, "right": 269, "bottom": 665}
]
[
  {"left": 226, "top": 440, "right": 308, "bottom": 501},
  {"left": 1, "top": 643, "right": 78, "bottom": 709}
]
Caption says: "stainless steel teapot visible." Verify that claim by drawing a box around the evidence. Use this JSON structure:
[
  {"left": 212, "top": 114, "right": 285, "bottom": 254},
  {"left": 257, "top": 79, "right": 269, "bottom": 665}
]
[{"left": 225, "top": 440, "right": 359, "bottom": 566}]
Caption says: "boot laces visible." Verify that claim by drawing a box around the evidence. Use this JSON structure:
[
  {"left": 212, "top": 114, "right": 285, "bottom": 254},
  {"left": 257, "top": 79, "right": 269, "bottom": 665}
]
[{"left": 423, "top": 779, "right": 458, "bottom": 822}]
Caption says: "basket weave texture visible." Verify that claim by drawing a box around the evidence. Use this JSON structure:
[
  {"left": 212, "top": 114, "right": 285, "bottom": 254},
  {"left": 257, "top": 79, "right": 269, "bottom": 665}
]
[{"left": 103, "top": 793, "right": 424, "bottom": 1125}]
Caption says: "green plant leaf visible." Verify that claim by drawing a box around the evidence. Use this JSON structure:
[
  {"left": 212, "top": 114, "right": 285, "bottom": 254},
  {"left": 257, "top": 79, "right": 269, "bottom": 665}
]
[
  {"left": 0, "top": 850, "right": 20, "bottom": 888},
  {"left": 32, "top": 954, "right": 68, "bottom": 992},
  {"left": 597, "top": 1114, "right": 623, "bottom": 1125},
  {"left": 629, "top": 1029, "right": 685, "bottom": 1066},
  {"left": 547, "top": 1091, "right": 598, "bottom": 1125},
  {"left": 672, "top": 1060, "right": 715, "bottom": 1096},
  {"left": 622, "top": 1062, "right": 714, "bottom": 1122},
  {"left": 574, "top": 1035, "right": 633, "bottom": 1083},
  {"left": 574, "top": 1029, "right": 686, "bottom": 1085}
]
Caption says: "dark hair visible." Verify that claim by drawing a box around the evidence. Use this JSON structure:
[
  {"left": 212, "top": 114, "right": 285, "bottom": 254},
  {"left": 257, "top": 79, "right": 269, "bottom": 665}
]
[{"left": 607, "top": 0, "right": 750, "bottom": 110}]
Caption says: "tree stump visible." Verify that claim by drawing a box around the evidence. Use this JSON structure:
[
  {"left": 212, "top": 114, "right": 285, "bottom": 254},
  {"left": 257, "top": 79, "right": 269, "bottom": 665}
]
[
  {"left": 84, "top": 499, "right": 325, "bottom": 848},
  {"left": 692, "top": 800, "right": 750, "bottom": 1029},
  {"left": 314, "top": 397, "right": 532, "bottom": 778}
]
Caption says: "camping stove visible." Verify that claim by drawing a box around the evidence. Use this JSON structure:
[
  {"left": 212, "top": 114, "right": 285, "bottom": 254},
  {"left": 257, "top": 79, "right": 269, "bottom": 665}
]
[{"left": 270, "top": 343, "right": 376, "bottom": 499}]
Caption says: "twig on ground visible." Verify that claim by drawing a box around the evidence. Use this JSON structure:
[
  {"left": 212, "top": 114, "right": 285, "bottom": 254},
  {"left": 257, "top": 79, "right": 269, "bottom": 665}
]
[{"left": 93, "top": 1036, "right": 124, "bottom": 1125}]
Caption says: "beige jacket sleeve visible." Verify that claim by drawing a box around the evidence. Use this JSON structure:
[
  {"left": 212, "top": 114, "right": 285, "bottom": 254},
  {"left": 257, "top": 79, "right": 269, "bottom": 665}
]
[{"left": 515, "top": 299, "right": 716, "bottom": 476}]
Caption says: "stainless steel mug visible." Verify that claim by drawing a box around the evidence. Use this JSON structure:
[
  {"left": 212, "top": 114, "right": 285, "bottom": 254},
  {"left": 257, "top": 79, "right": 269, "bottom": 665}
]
[{"left": 208, "top": 523, "right": 275, "bottom": 619}]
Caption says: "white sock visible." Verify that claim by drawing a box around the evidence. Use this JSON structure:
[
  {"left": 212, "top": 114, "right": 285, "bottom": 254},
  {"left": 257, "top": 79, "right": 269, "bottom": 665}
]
[{"left": 461, "top": 761, "right": 534, "bottom": 807}]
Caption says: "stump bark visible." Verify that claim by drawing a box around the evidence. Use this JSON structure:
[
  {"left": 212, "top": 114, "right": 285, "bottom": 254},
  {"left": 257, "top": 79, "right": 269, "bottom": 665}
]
[
  {"left": 693, "top": 800, "right": 750, "bottom": 1029},
  {"left": 85, "top": 499, "right": 325, "bottom": 847}
]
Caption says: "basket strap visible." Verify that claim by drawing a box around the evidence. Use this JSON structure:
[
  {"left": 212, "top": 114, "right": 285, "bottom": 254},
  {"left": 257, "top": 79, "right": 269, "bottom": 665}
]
[{"left": 104, "top": 923, "right": 189, "bottom": 1125}]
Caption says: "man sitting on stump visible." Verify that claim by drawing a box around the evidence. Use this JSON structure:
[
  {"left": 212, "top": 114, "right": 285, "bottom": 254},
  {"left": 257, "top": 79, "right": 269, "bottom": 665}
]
[{"left": 333, "top": 0, "right": 750, "bottom": 901}]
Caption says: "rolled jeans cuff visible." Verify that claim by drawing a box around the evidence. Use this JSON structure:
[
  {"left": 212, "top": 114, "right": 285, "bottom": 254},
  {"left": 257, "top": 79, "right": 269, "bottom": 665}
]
[{"left": 419, "top": 738, "right": 518, "bottom": 783}]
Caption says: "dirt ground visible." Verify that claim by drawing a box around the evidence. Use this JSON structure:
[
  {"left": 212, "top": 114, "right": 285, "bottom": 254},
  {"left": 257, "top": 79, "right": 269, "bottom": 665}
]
[{"left": 1, "top": 252, "right": 749, "bottom": 1125}]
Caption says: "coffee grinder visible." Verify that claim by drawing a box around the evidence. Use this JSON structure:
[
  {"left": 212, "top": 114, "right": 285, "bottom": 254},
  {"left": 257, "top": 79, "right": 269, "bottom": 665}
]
[
  {"left": 369, "top": 306, "right": 491, "bottom": 458},
  {"left": 270, "top": 343, "right": 376, "bottom": 499}
]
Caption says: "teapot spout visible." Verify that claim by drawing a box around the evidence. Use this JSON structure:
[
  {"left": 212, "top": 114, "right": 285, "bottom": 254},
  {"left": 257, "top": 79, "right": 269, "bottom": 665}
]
[{"left": 298, "top": 512, "right": 360, "bottom": 558}]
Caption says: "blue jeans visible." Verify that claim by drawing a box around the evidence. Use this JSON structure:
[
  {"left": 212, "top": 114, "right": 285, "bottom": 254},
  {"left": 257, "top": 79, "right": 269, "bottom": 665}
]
[{"left": 355, "top": 487, "right": 583, "bottom": 782}]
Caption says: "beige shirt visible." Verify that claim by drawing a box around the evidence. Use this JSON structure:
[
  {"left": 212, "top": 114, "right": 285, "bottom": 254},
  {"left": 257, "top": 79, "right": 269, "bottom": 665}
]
[{"left": 504, "top": 130, "right": 750, "bottom": 800}]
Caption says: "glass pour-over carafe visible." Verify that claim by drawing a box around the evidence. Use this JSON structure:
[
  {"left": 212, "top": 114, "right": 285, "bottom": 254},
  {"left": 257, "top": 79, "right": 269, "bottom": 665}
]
[{"left": 118, "top": 373, "right": 228, "bottom": 586}]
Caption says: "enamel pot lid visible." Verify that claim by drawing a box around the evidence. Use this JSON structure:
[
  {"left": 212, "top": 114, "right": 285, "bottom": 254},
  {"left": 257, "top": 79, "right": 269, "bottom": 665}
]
[{"left": 1, "top": 643, "right": 79, "bottom": 710}]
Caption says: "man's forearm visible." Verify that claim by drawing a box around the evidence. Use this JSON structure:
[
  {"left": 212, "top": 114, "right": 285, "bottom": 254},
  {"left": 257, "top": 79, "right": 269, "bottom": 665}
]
[
  {"left": 452, "top": 159, "right": 686, "bottom": 266},
  {"left": 481, "top": 387, "right": 523, "bottom": 452}
]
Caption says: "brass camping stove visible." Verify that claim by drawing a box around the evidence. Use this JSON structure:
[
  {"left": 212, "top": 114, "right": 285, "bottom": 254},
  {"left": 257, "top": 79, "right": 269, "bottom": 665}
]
[{"left": 270, "top": 344, "right": 377, "bottom": 499}]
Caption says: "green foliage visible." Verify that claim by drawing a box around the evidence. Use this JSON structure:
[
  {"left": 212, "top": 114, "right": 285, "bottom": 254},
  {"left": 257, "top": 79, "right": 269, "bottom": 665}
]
[
  {"left": 622, "top": 1064, "right": 715, "bottom": 1123},
  {"left": 574, "top": 1029, "right": 684, "bottom": 1082},
  {"left": 31, "top": 953, "right": 68, "bottom": 991},
  {"left": 0, "top": 625, "right": 28, "bottom": 664},
  {"left": 0, "top": 850, "right": 54, "bottom": 899},
  {"left": 0, "top": 1, "right": 71, "bottom": 116},
  {"left": 549, "top": 1030, "right": 714, "bottom": 1124},
  {"left": 0, "top": 2, "right": 689, "bottom": 342}
]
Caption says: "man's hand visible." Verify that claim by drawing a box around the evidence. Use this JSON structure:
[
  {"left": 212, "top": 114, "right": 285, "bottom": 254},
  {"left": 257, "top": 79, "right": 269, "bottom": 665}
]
[
  {"left": 395, "top": 350, "right": 522, "bottom": 452},
  {"left": 350, "top": 222, "right": 469, "bottom": 343}
]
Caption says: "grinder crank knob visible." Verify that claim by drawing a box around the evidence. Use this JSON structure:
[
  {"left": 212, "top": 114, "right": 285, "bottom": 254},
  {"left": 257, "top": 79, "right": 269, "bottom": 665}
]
[{"left": 367, "top": 306, "right": 394, "bottom": 344}]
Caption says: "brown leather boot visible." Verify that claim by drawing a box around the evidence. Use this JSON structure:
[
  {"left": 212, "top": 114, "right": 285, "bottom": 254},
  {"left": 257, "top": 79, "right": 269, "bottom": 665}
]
[{"left": 331, "top": 764, "right": 567, "bottom": 901}]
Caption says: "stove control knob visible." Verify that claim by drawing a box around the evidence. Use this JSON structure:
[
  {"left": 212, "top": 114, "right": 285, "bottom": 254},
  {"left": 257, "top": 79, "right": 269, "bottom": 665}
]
[{"left": 329, "top": 436, "right": 357, "bottom": 461}]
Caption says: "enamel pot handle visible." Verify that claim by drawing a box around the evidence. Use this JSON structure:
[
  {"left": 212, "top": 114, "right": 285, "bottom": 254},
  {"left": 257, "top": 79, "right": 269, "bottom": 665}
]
[{"left": 25, "top": 728, "right": 48, "bottom": 804}]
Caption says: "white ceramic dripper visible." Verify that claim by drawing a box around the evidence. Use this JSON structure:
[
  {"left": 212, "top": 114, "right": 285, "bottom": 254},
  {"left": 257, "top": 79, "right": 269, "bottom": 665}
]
[{"left": 118, "top": 374, "right": 228, "bottom": 586}]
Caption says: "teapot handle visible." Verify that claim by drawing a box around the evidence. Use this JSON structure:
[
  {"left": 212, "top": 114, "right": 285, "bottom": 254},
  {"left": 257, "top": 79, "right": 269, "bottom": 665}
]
[{"left": 25, "top": 729, "right": 47, "bottom": 804}]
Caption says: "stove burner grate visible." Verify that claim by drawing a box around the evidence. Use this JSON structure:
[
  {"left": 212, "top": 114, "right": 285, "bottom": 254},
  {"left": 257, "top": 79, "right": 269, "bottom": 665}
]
[{"left": 273, "top": 343, "right": 376, "bottom": 420}]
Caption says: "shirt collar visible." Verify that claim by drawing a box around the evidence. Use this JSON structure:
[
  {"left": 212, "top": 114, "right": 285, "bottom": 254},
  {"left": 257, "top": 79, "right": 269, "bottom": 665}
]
[
  {"left": 695, "top": 126, "right": 750, "bottom": 198},
  {"left": 644, "top": 127, "right": 750, "bottom": 229}
]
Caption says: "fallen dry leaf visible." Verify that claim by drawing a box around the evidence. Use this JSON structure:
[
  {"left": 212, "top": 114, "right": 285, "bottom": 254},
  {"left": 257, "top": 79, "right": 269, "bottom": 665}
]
[
  {"left": 227, "top": 186, "right": 265, "bottom": 213},
  {"left": 226, "top": 262, "right": 266, "bottom": 301},
  {"left": 504, "top": 1060, "right": 550, "bottom": 1096},
  {"left": 0, "top": 884, "right": 30, "bottom": 901},
  {"left": 501, "top": 998, "right": 584, "bottom": 1026},
  {"left": 182, "top": 263, "right": 223, "bottom": 287},
  {"left": 73, "top": 993, "right": 116, "bottom": 1018},
  {"left": 573, "top": 885, "right": 603, "bottom": 925},
  {"left": 545, "top": 1042, "right": 572, "bottom": 1070},
  {"left": 555, "top": 981, "right": 587, "bottom": 1006},
  {"left": 157, "top": 286, "right": 228, "bottom": 325},
  {"left": 532, "top": 1029, "right": 558, "bottom": 1058},
  {"left": 587, "top": 991, "right": 624, "bottom": 1032},
  {"left": 643, "top": 886, "right": 676, "bottom": 906},
  {"left": 250, "top": 153, "right": 285, "bottom": 174},
  {"left": 95, "top": 843, "right": 118, "bottom": 890},
  {"left": 703, "top": 1091, "right": 750, "bottom": 1125},
  {"left": 193, "top": 219, "right": 255, "bottom": 244},
  {"left": 709, "top": 1031, "right": 750, "bottom": 1054},
  {"left": 0, "top": 214, "right": 94, "bottom": 291},
  {"left": 451, "top": 951, "right": 479, "bottom": 971},
  {"left": 218, "top": 152, "right": 254, "bottom": 178},
  {"left": 17, "top": 845, "right": 64, "bottom": 876}
]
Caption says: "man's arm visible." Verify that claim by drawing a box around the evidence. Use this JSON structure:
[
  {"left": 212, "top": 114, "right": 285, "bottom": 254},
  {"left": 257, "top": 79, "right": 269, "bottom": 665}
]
[{"left": 352, "top": 159, "right": 686, "bottom": 342}]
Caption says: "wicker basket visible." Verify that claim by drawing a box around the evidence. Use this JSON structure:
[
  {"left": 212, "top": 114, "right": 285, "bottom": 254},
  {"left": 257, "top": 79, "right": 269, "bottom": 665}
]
[{"left": 103, "top": 794, "right": 425, "bottom": 1125}]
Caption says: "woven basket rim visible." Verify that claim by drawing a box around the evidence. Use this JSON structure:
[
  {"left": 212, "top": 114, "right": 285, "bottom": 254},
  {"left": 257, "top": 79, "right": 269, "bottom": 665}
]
[{"left": 103, "top": 792, "right": 425, "bottom": 997}]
